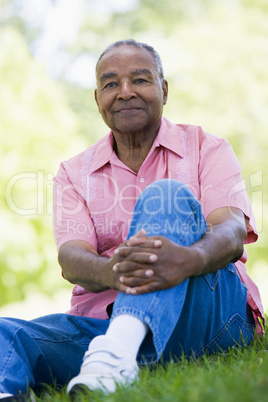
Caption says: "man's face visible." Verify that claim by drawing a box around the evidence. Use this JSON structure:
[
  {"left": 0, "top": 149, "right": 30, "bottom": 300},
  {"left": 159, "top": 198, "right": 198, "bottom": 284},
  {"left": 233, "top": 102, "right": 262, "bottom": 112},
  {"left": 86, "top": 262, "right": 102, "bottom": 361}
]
[{"left": 95, "top": 45, "right": 168, "bottom": 134}]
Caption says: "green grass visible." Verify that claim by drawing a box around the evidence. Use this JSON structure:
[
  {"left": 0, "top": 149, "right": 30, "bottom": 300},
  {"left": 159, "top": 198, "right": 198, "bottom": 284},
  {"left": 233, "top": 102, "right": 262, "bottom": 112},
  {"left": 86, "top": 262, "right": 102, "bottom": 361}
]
[{"left": 35, "top": 326, "right": 268, "bottom": 402}]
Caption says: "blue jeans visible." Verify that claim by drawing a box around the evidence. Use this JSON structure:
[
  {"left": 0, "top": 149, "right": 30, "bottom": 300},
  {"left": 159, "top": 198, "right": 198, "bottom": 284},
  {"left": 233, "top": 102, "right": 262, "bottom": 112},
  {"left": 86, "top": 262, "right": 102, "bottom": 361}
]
[{"left": 0, "top": 180, "right": 255, "bottom": 394}]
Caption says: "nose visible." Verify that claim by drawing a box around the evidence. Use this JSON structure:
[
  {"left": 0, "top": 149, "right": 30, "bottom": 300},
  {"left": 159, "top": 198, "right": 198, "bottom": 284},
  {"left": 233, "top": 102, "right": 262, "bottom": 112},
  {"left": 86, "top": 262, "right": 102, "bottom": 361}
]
[{"left": 118, "top": 81, "right": 136, "bottom": 100}]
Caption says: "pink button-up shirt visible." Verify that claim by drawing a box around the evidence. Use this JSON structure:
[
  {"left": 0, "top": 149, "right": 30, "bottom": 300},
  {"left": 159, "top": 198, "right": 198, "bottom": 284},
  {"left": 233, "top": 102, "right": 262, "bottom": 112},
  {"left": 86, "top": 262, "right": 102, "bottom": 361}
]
[{"left": 53, "top": 117, "right": 264, "bottom": 333}]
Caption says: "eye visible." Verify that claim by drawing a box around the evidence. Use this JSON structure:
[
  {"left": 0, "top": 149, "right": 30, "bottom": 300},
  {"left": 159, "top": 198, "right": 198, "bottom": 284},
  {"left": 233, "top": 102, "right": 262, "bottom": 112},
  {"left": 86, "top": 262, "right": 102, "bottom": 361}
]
[
  {"left": 135, "top": 78, "right": 147, "bottom": 84},
  {"left": 104, "top": 82, "right": 116, "bottom": 89}
]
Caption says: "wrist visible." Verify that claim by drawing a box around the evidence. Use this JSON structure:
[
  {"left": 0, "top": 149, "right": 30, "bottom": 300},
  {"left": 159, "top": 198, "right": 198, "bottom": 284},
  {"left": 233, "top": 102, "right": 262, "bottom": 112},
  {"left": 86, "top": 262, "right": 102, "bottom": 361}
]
[{"left": 187, "top": 243, "right": 208, "bottom": 277}]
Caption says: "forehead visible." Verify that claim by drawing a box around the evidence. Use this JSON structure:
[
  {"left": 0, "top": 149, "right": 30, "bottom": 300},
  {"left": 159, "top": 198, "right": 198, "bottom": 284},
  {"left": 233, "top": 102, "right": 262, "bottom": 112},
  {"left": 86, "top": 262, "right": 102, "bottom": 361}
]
[{"left": 96, "top": 45, "right": 157, "bottom": 78}]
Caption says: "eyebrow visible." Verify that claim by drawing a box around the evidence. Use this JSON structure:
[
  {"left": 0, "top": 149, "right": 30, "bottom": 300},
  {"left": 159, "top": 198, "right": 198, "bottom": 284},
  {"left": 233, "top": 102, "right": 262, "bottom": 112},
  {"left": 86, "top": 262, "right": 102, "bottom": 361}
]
[
  {"left": 131, "top": 68, "right": 153, "bottom": 76},
  {"left": 99, "top": 72, "right": 118, "bottom": 83},
  {"left": 99, "top": 68, "right": 154, "bottom": 83}
]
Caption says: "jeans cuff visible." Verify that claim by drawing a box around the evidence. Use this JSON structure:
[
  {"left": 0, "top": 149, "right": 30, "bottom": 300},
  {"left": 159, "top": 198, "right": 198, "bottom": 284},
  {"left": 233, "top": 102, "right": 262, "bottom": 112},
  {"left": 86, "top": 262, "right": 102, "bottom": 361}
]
[{"left": 111, "top": 307, "right": 163, "bottom": 361}]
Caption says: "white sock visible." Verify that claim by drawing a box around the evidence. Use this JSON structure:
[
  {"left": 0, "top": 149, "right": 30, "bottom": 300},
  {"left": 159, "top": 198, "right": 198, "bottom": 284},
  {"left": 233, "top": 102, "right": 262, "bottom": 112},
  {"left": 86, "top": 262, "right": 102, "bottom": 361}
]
[{"left": 105, "top": 314, "right": 149, "bottom": 358}]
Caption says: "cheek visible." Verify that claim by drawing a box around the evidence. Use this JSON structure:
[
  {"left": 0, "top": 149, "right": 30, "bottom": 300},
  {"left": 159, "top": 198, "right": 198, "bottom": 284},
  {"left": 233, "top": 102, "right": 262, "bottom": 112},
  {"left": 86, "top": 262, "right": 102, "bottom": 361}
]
[
  {"left": 98, "top": 96, "right": 113, "bottom": 114},
  {"left": 144, "top": 91, "right": 164, "bottom": 108},
  {"left": 147, "top": 98, "right": 164, "bottom": 114},
  {"left": 97, "top": 101, "right": 108, "bottom": 117}
]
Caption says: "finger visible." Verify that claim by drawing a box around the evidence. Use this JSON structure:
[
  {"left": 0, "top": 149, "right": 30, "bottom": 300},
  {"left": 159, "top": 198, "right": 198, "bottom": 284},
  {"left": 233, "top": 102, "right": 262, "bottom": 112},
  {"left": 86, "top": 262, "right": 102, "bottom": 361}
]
[
  {"left": 113, "top": 261, "right": 155, "bottom": 276},
  {"left": 118, "top": 274, "right": 154, "bottom": 288},
  {"left": 117, "top": 272, "right": 153, "bottom": 294},
  {"left": 117, "top": 283, "right": 142, "bottom": 295},
  {"left": 127, "top": 281, "right": 160, "bottom": 295},
  {"left": 114, "top": 247, "right": 133, "bottom": 257},
  {"left": 132, "top": 229, "right": 147, "bottom": 238},
  {"left": 117, "top": 283, "right": 135, "bottom": 294},
  {"left": 114, "top": 248, "right": 158, "bottom": 262},
  {"left": 126, "top": 237, "right": 162, "bottom": 248},
  {"left": 113, "top": 256, "right": 156, "bottom": 274}
]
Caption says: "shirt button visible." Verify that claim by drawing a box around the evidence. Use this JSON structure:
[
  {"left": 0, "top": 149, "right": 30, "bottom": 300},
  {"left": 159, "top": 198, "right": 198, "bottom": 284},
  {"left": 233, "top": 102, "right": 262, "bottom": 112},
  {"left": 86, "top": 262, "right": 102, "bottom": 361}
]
[{"left": 140, "top": 177, "right": 145, "bottom": 183}]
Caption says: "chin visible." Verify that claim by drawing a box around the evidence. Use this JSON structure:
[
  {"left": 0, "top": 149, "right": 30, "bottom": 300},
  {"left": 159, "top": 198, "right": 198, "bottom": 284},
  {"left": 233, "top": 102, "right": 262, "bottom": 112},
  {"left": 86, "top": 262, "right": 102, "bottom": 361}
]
[{"left": 115, "top": 119, "right": 151, "bottom": 134}]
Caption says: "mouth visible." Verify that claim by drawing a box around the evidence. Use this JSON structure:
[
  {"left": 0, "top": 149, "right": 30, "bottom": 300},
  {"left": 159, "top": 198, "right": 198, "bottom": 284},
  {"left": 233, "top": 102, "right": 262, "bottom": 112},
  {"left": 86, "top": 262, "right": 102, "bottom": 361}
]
[{"left": 115, "top": 106, "right": 142, "bottom": 113}]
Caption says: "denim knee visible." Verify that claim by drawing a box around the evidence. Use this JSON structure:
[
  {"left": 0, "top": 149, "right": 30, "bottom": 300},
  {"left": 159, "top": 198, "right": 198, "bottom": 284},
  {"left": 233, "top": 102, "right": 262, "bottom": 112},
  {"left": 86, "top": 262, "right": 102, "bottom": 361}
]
[
  {"left": 128, "top": 179, "right": 207, "bottom": 244},
  {"left": 137, "top": 179, "right": 199, "bottom": 212}
]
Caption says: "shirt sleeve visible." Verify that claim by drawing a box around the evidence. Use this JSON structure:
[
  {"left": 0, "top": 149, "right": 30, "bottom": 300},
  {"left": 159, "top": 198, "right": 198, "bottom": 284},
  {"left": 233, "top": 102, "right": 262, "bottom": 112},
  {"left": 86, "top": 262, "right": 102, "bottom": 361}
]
[
  {"left": 198, "top": 128, "right": 257, "bottom": 244},
  {"left": 53, "top": 161, "right": 98, "bottom": 251}
]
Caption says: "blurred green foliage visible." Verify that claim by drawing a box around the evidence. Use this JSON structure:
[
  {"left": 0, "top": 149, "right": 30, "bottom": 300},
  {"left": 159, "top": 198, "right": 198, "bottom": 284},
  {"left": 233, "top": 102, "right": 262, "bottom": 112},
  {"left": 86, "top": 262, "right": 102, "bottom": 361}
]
[{"left": 0, "top": 0, "right": 267, "bottom": 310}]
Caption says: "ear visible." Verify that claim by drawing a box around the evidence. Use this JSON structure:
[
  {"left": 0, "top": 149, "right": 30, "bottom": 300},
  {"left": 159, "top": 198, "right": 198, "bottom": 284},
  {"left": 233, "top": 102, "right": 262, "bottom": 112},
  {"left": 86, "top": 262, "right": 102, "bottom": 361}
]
[
  {"left": 162, "top": 79, "right": 168, "bottom": 105},
  {"left": 94, "top": 89, "right": 100, "bottom": 110}
]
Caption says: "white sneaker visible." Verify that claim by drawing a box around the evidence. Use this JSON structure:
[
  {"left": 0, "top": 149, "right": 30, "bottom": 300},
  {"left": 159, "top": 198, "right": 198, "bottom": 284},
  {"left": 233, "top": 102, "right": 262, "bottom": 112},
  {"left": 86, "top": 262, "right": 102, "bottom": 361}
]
[
  {"left": 67, "top": 336, "right": 139, "bottom": 395},
  {"left": 0, "top": 392, "right": 36, "bottom": 401}
]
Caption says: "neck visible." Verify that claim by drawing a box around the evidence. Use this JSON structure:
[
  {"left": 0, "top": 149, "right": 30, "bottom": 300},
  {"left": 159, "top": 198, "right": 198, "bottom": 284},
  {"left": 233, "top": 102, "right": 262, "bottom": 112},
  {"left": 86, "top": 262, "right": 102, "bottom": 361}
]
[{"left": 113, "top": 125, "right": 160, "bottom": 173}]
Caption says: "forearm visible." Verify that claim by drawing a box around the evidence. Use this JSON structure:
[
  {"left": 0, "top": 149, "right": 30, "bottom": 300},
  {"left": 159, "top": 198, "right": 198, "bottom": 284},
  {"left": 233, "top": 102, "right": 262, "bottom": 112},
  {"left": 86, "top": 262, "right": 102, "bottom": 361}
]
[
  {"left": 58, "top": 240, "right": 114, "bottom": 293},
  {"left": 188, "top": 220, "right": 246, "bottom": 277},
  {"left": 111, "top": 208, "right": 247, "bottom": 295}
]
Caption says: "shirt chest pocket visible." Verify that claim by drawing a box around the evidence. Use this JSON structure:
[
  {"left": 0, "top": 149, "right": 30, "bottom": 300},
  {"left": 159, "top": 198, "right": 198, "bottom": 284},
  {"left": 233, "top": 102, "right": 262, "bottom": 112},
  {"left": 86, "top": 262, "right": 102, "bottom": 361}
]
[
  {"left": 168, "top": 150, "right": 200, "bottom": 201},
  {"left": 168, "top": 170, "right": 200, "bottom": 200}
]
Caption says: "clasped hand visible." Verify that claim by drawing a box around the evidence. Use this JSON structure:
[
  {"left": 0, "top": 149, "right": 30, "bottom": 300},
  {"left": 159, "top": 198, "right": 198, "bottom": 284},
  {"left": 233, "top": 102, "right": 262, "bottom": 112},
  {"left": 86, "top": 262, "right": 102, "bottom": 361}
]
[{"left": 111, "top": 229, "right": 192, "bottom": 295}]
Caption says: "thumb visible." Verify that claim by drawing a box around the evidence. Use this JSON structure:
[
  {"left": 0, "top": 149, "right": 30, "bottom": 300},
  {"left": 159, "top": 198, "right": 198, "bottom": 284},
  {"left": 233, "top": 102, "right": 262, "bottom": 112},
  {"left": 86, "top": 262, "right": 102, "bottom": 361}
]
[{"left": 132, "top": 229, "right": 147, "bottom": 238}]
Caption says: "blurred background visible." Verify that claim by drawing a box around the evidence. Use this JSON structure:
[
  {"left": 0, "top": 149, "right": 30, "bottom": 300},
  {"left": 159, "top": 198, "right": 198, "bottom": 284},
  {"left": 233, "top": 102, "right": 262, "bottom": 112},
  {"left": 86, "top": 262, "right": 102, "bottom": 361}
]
[{"left": 0, "top": 0, "right": 267, "bottom": 319}]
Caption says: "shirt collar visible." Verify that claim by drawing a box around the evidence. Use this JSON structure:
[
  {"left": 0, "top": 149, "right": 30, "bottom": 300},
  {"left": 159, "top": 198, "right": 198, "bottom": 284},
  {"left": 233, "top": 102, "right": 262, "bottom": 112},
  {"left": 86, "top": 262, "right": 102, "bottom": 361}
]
[
  {"left": 88, "top": 117, "right": 184, "bottom": 174},
  {"left": 154, "top": 117, "right": 184, "bottom": 157},
  {"left": 87, "top": 131, "right": 115, "bottom": 174}
]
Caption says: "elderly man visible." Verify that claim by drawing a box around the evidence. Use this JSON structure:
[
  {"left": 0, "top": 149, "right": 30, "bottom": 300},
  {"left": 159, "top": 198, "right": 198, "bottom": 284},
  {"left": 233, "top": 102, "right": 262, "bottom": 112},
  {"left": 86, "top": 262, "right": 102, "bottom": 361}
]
[{"left": 0, "top": 40, "right": 264, "bottom": 400}]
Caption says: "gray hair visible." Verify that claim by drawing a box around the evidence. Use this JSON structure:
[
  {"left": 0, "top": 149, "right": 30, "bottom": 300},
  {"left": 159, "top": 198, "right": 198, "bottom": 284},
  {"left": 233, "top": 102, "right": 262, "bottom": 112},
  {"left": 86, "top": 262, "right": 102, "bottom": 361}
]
[{"left": 96, "top": 39, "right": 164, "bottom": 81}]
